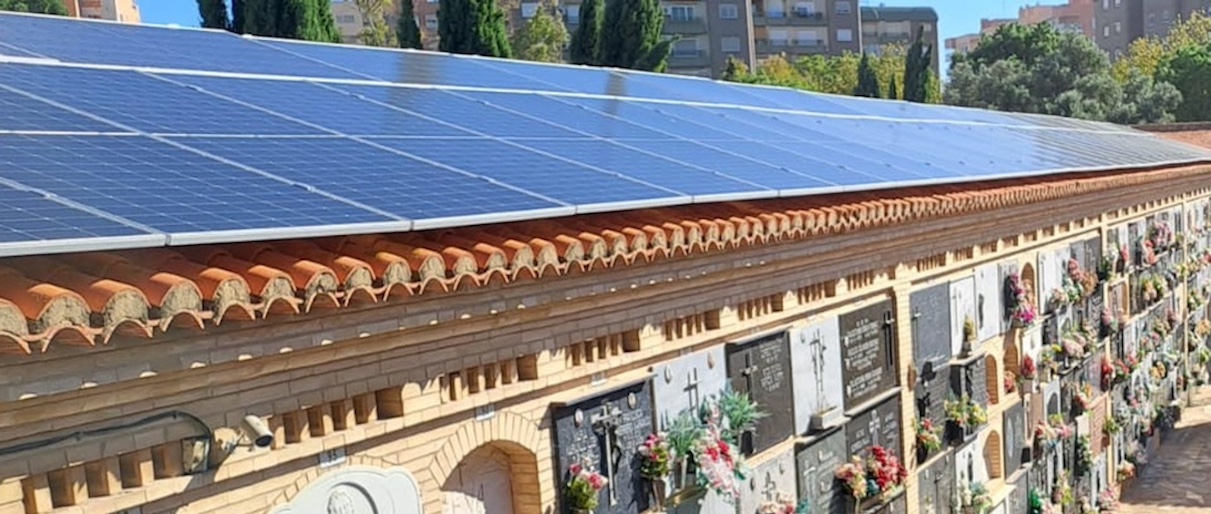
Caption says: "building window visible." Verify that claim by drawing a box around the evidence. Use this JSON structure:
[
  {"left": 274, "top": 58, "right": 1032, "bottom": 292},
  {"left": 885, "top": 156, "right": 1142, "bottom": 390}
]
[
  {"left": 565, "top": 4, "right": 580, "bottom": 23},
  {"left": 798, "top": 29, "right": 820, "bottom": 45},
  {"left": 1114, "top": 21, "right": 1121, "bottom": 32},
  {"left": 337, "top": 14, "right": 356, "bottom": 24},
  {"left": 922, "top": 23, "right": 932, "bottom": 33},
  {"left": 837, "top": 28, "right": 853, "bottom": 41},
  {"left": 666, "top": 5, "right": 695, "bottom": 21},
  {"left": 721, "top": 36, "right": 741, "bottom": 52},
  {"left": 1102, "top": 0, "right": 1108, "bottom": 8},
  {"left": 764, "top": 0, "right": 785, "bottom": 18},
  {"left": 770, "top": 29, "right": 789, "bottom": 46},
  {"left": 424, "top": 13, "right": 438, "bottom": 30},
  {"left": 672, "top": 39, "right": 699, "bottom": 57},
  {"left": 792, "top": 2, "right": 815, "bottom": 17},
  {"left": 1103, "top": 25, "right": 1110, "bottom": 37},
  {"left": 719, "top": 3, "right": 738, "bottom": 19},
  {"left": 521, "top": 2, "right": 538, "bottom": 18},
  {"left": 836, "top": 0, "right": 851, "bottom": 14}
]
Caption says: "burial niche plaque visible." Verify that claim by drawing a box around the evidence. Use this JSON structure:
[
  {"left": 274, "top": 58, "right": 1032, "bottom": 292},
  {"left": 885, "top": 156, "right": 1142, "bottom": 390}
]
[
  {"left": 846, "top": 396, "right": 903, "bottom": 460},
  {"left": 796, "top": 430, "right": 848, "bottom": 514},
  {"left": 911, "top": 283, "right": 952, "bottom": 368},
  {"left": 551, "top": 380, "right": 655, "bottom": 514},
  {"left": 791, "top": 317, "right": 845, "bottom": 433},
  {"left": 917, "top": 453, "right": 955, "bottom": 514},
  {"left": 840, "top": 300, "right": 897, "bottom": 408},
  {"left": 1003, "top": 402, "right": 1027, "bottom": 469},
  {"left": 727, "top": 331, "right": 794, "bottom": 455}
]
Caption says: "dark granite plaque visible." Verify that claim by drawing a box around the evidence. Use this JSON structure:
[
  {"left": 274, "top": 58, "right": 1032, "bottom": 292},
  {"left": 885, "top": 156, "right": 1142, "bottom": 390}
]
[
  {"left": 1087, "top": 349, "right": 1105, "bottom": 392},
  {"left": 999, "top": 262, "right": 1021, "bottom": 327},
  {"left": 1003, "top": 402, "right": 1027, "bottom": 470},
  {"left": 841, "top": 300, "right": 897, "bottom": 408},
  {"left": 950, "top": 356, "right": 989, "bottom": 409},
  {"left": 796, "top": 429, "right": 847, "bottom": 514},
  {"left": 1087, "top": 288, "right": 1105, "bottom": 335},
  {"left": 916, "top": 362, "right": 951, "bottom": 429},
  {"left": 551, "top": 380, "right": 654, "bottom": 514},
  {"left": 1044, "top": 316, "right": 1060, "bottom": 347},
  {"left": 917, "top": 452, "right": 955, "bottom": 514},
  {"left": 1084, "top": 237, "right": 1103, "bottom": 276},
  {"left": 846, "top": 396, "right": 903, "bottom": 459},
  {"left": 727, "top": 331, "right": 794, "bottom": 455},
  {"left": 911, "top": 284, "right": 952, "bottom": 368},
  {"left": 1008, "top": 474, "right": 1030, "bottom": 514},
  {"left": 1071, "top": 241, "right": 1087, "bottom": 270}
]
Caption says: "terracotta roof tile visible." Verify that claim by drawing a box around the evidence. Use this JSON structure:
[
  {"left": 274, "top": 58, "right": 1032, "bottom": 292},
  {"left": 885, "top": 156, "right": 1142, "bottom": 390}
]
[{"left": 0, "top": 164, "right": 1209, "bottom": 356}]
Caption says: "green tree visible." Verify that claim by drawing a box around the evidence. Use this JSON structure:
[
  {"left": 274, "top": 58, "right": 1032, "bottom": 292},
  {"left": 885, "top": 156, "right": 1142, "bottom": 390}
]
[
  {"left": 886, "top": 74, "right": 898, "bottom": 100},
  {"left": 197, "top": 0, "right": 230, "bottom": 29},
  {"left": 854, "top": 53, "right": 881, "bottom": 98},
  {"left": 1113, "top": 12, "right": 1211, "bottom": 81},
  {"left": 902, "top": 27, "right": 933, "bottom": 102},
  {"left": 599, "top": 0, "right": 668, "bottom": 71},
  {"left": 438, "top": 0, "right": 513, "bottom": 57},
  {"left": 945, "top": 23, "right": 1177, "bottom": 123},
  {"left": 397, "top": 0, "right": 423, "bottom": 49},
  {"left": 512, "top": 2, "right": 569, "bottom": 63},
  {"left": 569, "top": 0, "right": 603, "bottom": 64},
  {"left": 1158, "top": 43, "right": 1211, "bottom": 122},
  {"left": 0, "top": 0, "right": 67, "bottom": 14},
  {"left": 353, "top": 0, "right": 396, "bottom": 46}
]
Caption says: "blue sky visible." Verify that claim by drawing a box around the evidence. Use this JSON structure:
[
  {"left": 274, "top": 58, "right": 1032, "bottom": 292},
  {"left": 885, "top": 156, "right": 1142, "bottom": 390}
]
[{"left": 140, "top": 0, "right": 1046, "bottom": 67}]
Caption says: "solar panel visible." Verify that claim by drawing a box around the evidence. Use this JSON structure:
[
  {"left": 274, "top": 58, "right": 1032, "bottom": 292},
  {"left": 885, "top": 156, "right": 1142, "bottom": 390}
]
[
  {"left": 368, "top": 137, "right": 685, "bottom": 206},
  {"left": 0, "top": 134, "right": 395, "bottom": 234},
  {"left": 0, "top": 64, "right": 323, "bottom": 135},
  {"left": 0, "top": 13, "right": 360, "bottom": 79},
  {"left": 0, "top": 86, "right": 124, "bottom": 133},
  {"left": 333, "top": 85, "right": 585, "bottom": 139},
  {"left": 0, "top": 12, "right": 1208, "bottom": 257},
  {"left": 172, "top": 136, "right": 566, "bottom": 223},
  {"left": 0, "top": 182, "right": 152, "bottom": 245},
  {"left": 164, "top": 74, "right": 473, "bottom": 137}
]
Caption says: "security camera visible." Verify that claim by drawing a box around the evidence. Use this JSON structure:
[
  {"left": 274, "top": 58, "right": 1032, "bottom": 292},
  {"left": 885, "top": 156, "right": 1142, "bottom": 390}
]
[{"left": 241, "top": 415, "right": 274, "bottom": 448}]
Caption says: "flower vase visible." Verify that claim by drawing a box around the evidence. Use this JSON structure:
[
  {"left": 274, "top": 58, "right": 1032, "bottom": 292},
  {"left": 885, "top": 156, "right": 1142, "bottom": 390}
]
[{"left": 650, "top": 480, "right": 667, "bottom": 509}]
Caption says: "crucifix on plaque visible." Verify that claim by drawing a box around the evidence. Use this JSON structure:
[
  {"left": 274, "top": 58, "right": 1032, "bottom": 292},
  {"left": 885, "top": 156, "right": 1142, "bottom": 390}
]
[
  {"left": 807, "top": 328, "right": 829, "bottom": 411},
  {"left": 868, "top": 409, "right": 883, "bottom": 449},
  {"left": 740, "top": 351, "right": 759, "bottom": 393},
  {"left": 592, "top": 403, "right": 625, "bottom": 506},
  {"left": 685, "top": 368, "right": 701, "bottom": 408}
]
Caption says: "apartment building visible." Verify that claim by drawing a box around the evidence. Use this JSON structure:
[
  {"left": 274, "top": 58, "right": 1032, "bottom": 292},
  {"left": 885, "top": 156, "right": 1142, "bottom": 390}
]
[
  {"left": 946, "top": 1, "right": 1094, "bottom": 59},
  {"left": 860, "top": 5, "right": 938, "bottom": 74},
  {"left": 331, "top": 0, "right": 367, "bottom": 44},
  {"left": 63, "top": 0, "right": 139, "bottom": 22},
  {"left": 1095, "top": 0, "right": 1211, "bottom": 59}
]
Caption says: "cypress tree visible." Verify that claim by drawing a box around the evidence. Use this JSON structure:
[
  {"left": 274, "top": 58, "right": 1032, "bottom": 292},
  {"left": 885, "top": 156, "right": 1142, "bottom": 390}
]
[
  {"left": 886, "top": 74, "right": 897, "bottom": 100},
  {"left": 397, "top": 0, "right": 423, "bottom": 49},
  {"left": 600, "top": 0, "right": 666, "bottom": 70},
  {"left": 439, "top": 0, "right": 511, "bottom": 57},
  {"left": 231, "top": 0, "right": 245, "bottom": 33},
  {"left": 197, "top": 0, "right": 230, "bottom": 29},
  {"left": 854, "top": 52, "right": 881, "bottom": 98},
  {"left": 568, "top": 0, "right": 602, "bottom": 65},
  {"left": 903, "top": 26, "right": 933, "bottom": 103}
]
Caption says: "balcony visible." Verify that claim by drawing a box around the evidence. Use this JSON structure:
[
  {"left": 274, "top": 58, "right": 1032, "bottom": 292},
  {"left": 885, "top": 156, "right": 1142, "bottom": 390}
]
[
  {"left": 667, "top": 49, "right": 711, "bottom": 67},
  {"left": 790, "top": 10, "right": 826, "bottom": 24},
  {"left": 754, "top": 38, "right": 827, "bottom": 55},
  {"left": 664, "top": 16, "right": 709, "bottom": 34}
]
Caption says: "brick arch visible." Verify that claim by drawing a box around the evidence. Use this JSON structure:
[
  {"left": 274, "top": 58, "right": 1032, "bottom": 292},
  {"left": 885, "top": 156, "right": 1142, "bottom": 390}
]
[
  {"left": 984, "top": 354, "right": 1000, "bottom": 405},
  {"left": 428, "top": 411, "right": 545, "bottom": 514},
  {"left": 983, "top": 430, "right": 1004, "bottom": 480}
]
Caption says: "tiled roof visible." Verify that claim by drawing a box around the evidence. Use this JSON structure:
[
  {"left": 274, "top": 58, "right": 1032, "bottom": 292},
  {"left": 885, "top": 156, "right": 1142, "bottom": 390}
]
[{"left": 1, "top": 159, "right": 1208, "bottom": 357}]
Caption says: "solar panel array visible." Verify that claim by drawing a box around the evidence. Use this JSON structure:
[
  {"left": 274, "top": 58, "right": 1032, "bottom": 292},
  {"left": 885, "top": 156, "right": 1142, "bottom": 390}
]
[{"left": 0, "top": 12, "right": 1208, "bottom": 257}]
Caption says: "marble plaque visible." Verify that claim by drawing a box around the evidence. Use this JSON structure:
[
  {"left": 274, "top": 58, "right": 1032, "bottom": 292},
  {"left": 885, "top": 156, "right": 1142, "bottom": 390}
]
[
  {"left": 976, "top": 264, "right": 1004, "bottom": 342},
  {"left": 1003, "top": 402, "right": 1027, "bottom": 471},
  {"left": 840, "top": 300, "right": 897, "bottom": 408},
  {"left": 917, "top": 453, "right": 955, "bottom": 514},
  {"left": 727, "top": 331, "right": 794, "bottom": 455},
  {"left": 653, "top": 347, "right": 727, "bottom": 433},
  {"left": 916, "top": 362, "right": 951, "bottom": 429},
  {"left": 551, "top": 380, "right": 654, "bottom": 514},
  {"left": 950, "top": 356, "right": 989, "bottom": 409},
  {"left": 846, "top": 395, "right": 903, "bottom": 459},
  {"left": 796, "top": 430, "right": 847, "bottom": 514},
  {"left": 791, "top": 316, "right": 845, "bottom": 434},
  {"left": 951, "top": 277, "right": 977, "bottom": 355},
  {"left": 911, "top": 283, "right": 952, "bottom": 367},
  {"left": 738, "top": 449, "right": 797, "bottom": 514}
]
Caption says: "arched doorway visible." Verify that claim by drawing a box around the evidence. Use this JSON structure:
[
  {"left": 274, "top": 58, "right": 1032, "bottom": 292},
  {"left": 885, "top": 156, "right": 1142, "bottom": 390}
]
[{"left": 442, "top": 443, "right": 533, "bottom": 514}]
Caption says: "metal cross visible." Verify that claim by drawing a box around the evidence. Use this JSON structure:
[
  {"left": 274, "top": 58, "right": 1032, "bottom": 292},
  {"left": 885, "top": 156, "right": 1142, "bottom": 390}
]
[
  {"left": 740, "top": 351, "right": 760, "bottom": 392},
  {"left": 591, "top": 403, "right": 624, "bottom": 506},
  {"left": 868, "top": 409, "right": 883, "bottom": 449},
  {"left": 806, "top": 328, "right": 830, "bottom": 412},
  {"left": 685, "top": 367, "right": 701, "bottom": 408}
]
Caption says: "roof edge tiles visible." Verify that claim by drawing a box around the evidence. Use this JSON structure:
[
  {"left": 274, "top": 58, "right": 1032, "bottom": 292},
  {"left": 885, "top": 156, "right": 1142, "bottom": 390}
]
[{"left": 1, "top": 163, "right": 1208, "bottom": 357}]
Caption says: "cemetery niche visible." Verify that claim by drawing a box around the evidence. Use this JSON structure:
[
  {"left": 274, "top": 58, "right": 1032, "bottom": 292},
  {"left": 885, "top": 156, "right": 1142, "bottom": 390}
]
[
  {"left": 946, "top": 353, "right": 988, "bottom": 445},
  {"left": 726, "top": 331, "right": 794, "bottom": 456},
  {"left": 551, "top": 379, "right": 655, "bottom": 514},
  {"left": 840, "top": 300, "right": 898, "bottom": 411},
  {"left": 916, "top": 452, "right": 955, "bottom": 514},
  {"left": 796, "top": 429, "right": 847, "bottom": 514},
  {"left": 791, "top": 317, "right": 845, "bottom": 434},
  {"left": 836, "top": 396, "right": 907, "bottom": 513}
]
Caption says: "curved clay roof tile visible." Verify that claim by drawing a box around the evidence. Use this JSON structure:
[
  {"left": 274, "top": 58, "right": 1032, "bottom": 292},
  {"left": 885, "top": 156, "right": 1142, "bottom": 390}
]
[
  {"left": 0, "top": 298, "right": 30, "bottom": 354},
  {"left": 0, "top": 266, "right": 90, "bottom": 339}
]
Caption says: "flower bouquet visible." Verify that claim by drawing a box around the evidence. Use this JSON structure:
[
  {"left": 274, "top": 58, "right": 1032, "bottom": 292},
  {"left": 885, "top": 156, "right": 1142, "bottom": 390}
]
[
  {"left": 962, "top": 482, "right": 994, "bottom": 514},
  {"left": 692, "top": 420, "right": 746, "bottom": 502},
  {"left": 916, "top": 418, "right": 943, "bottom": 455},
  {"left": 835, "top": 446, "right": 906, "bottom": 503},
  {"left": 1098, "top": 488, "right": 1120, "bottom": 514},
  {"left": 1021, "top": 355, "right": 1038, "bottom": 381},
  {"left": 638, "top": 433, "right": 671, "bottom": 480},
  {"left": 566, "top": 463, "right": 609, "bottom": 512},
  {"left": 1007, "top": 272, "right": 1037, "bottom": 327},
  {"left": 756, "top": 493, "right": 808, "bottom": 514},
  {"left": 1116, "top": 461, "right": 1136, "bottom": 482}
]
